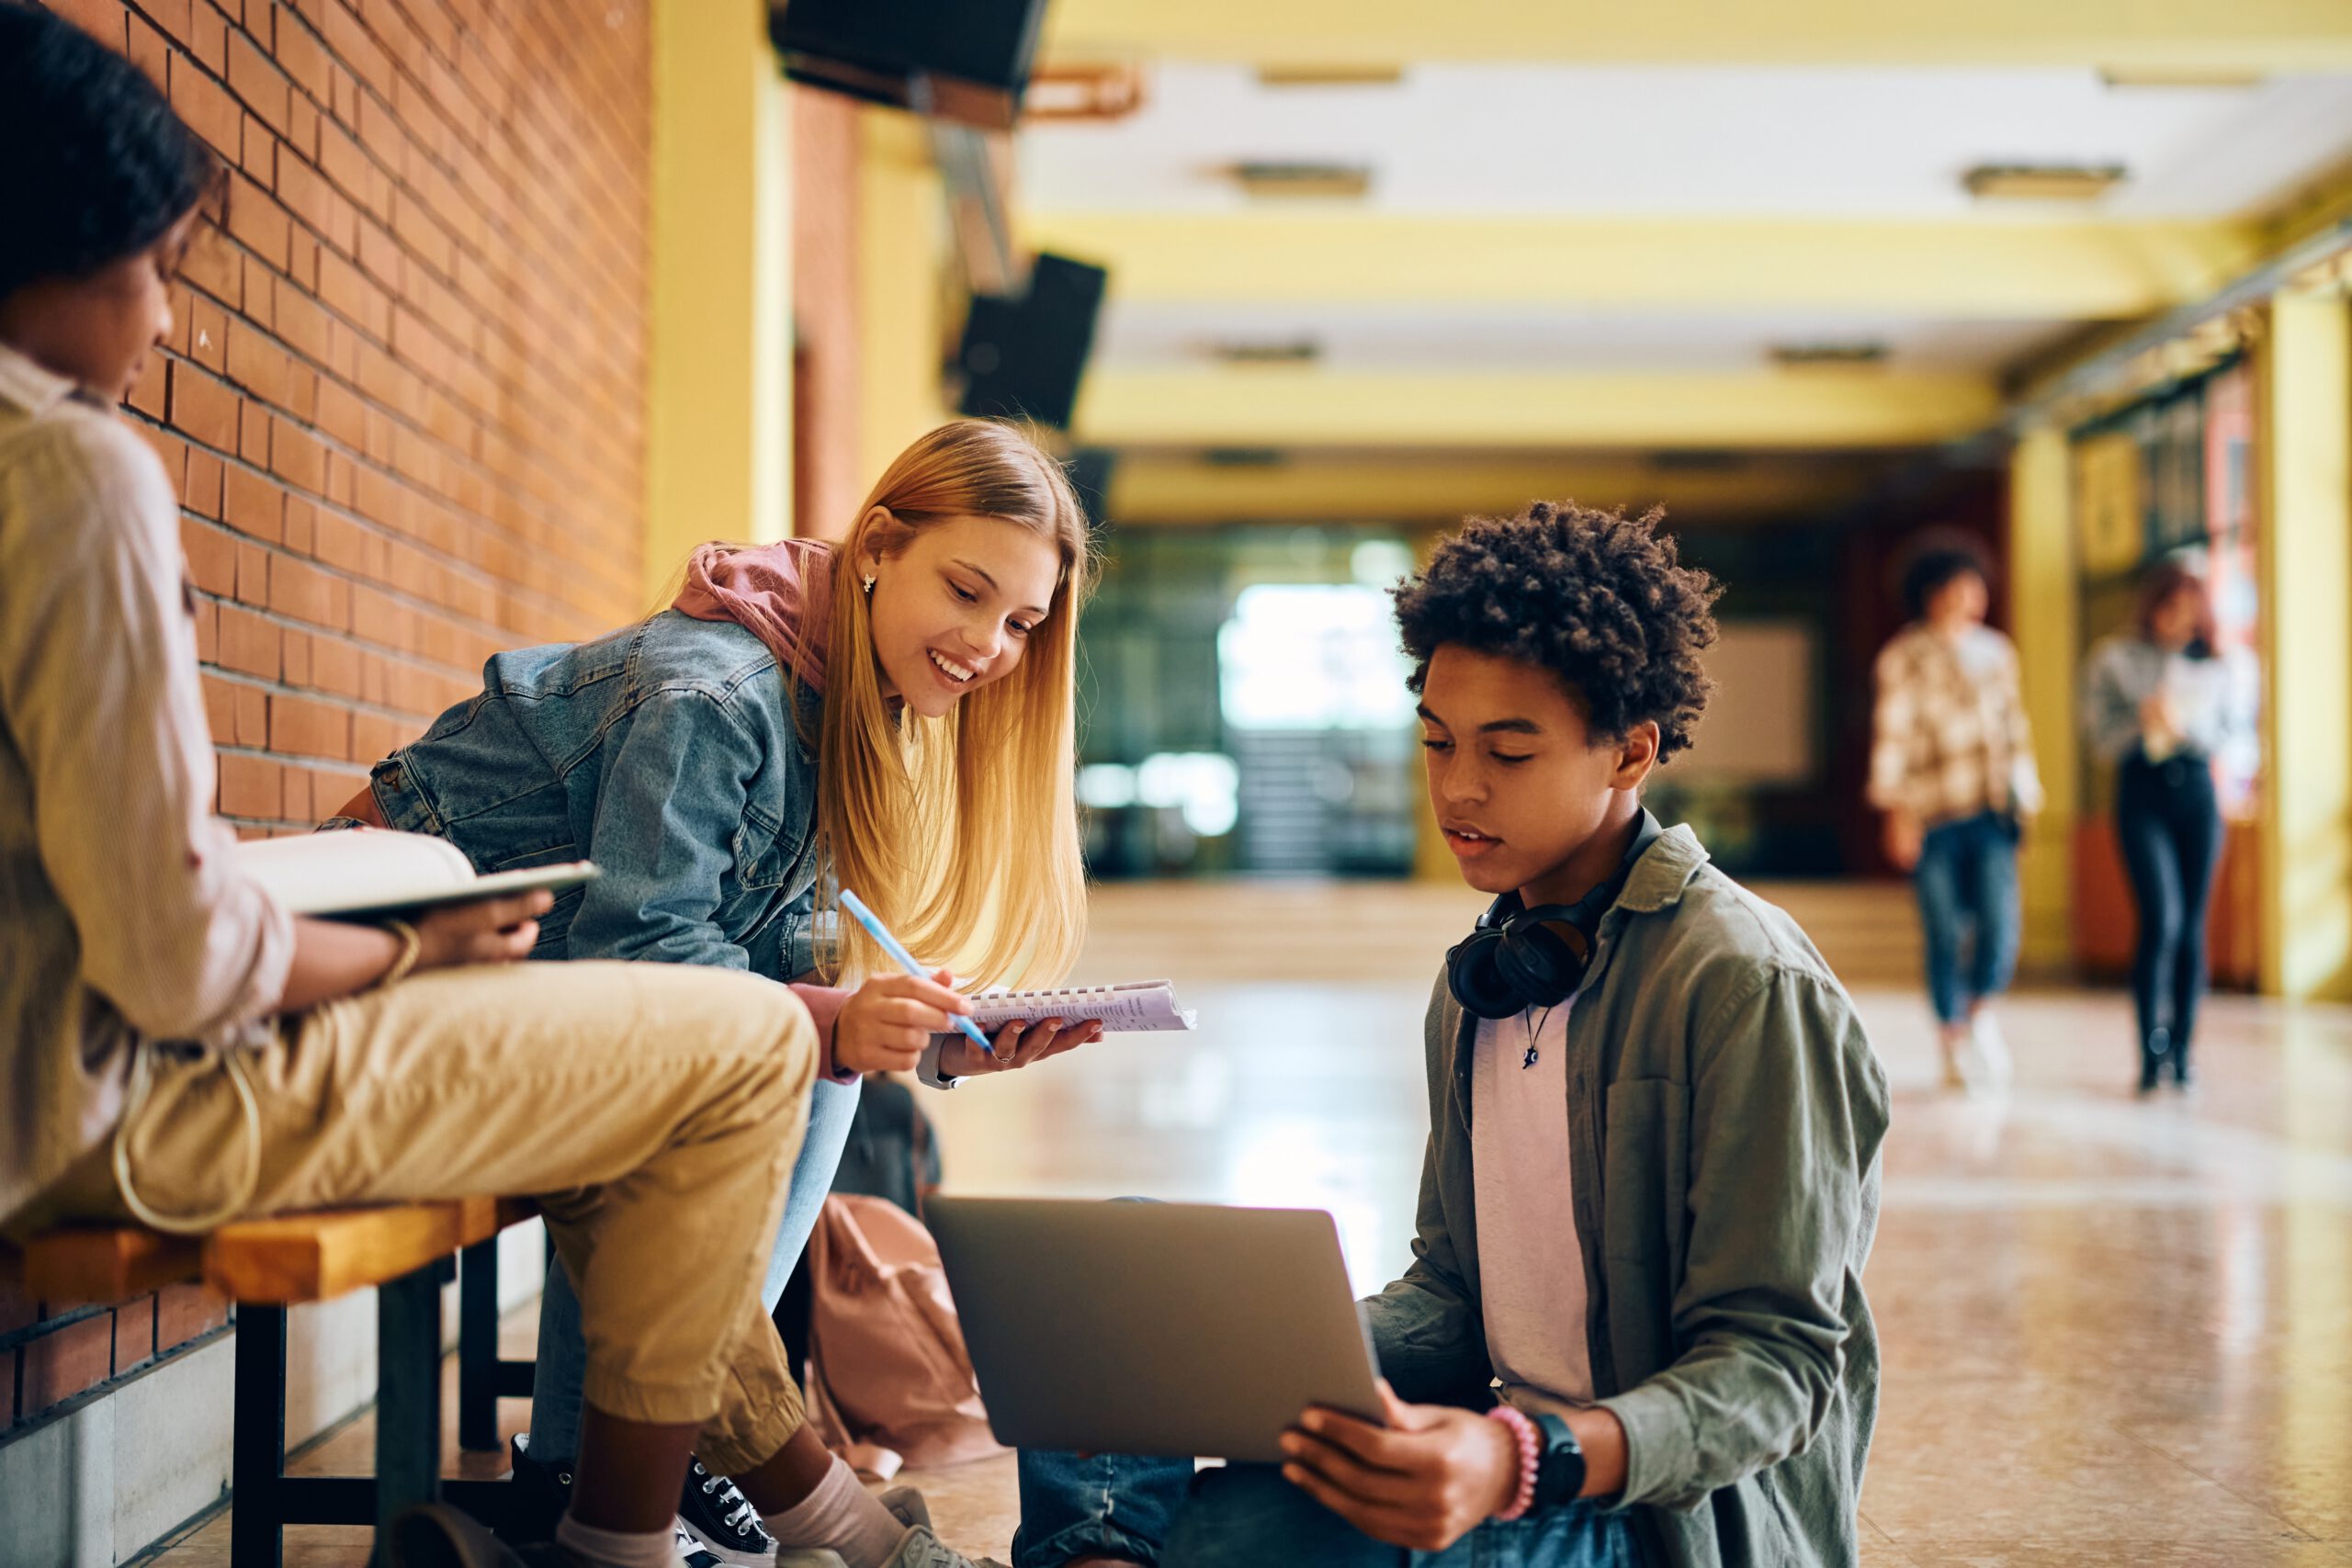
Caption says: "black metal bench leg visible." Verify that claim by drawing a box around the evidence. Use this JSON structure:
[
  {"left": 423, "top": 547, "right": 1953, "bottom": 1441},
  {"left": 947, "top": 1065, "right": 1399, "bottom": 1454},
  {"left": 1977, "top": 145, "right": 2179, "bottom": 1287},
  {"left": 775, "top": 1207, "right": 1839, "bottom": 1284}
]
[
  {"left": 231, "top": 1303, "right": 288, "bottom": 1568},
  {"left": 458, "top": 1237, "right": 502, "bottom": 1452},
  {"left": 374, "top": 1264, "right": 444, "bottom": 1558}
]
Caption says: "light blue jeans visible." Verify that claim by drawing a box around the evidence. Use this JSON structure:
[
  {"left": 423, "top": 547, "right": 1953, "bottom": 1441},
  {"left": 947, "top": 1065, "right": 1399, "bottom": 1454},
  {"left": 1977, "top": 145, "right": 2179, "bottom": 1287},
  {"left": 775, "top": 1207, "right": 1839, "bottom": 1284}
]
[{"left": 526, "top": 1075, "right": 864, "bottom": 1461}]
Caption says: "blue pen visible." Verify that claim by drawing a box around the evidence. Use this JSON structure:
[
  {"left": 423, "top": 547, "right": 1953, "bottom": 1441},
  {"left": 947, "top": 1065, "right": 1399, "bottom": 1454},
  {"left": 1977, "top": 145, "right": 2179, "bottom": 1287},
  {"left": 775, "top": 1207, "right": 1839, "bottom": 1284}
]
[{"left": 838, "top": 888, "right": 994, "bottom": 1055}]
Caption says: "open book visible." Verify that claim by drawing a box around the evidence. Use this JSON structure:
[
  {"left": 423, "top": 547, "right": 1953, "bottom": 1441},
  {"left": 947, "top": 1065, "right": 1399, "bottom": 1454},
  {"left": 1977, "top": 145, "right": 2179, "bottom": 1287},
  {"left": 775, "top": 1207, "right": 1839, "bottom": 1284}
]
[
  {"left": 965, "top": 979, "right": 1196, "bottom": 1033},
  {"left": 238, "top": 829, "right": 600, "bottom": 921}
]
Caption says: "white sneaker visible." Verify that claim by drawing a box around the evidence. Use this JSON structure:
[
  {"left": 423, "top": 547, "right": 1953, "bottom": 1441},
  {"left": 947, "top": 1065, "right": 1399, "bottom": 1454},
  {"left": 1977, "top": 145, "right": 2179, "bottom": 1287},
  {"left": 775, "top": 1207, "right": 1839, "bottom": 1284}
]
[
  {"left": 876, "top": 1488, "right": 1009, "bottom": 1568},
  {"left": 1966, "top": 1010, "right": 2013, "bottom": 1091}
]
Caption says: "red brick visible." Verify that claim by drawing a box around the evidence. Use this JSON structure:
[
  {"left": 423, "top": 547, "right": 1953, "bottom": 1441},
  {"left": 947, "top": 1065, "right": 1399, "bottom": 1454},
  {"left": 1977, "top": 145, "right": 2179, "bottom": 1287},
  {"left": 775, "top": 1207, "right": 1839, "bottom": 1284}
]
[
  {"left": 183, "top": 448, "right": 226, "bottom": 518},
  {"left": 180, "top": 219, "right": 243, "bottom": 305},
  {"left": 240, "top": 398, "right": 273, "bottom": 465},
  {"left": 223, "top": 463, "right": 286, "bottom": 543},
  {"left": 287, "top": 94, "right": 321, "bottom": 165},
  {"left": 0, "top": 1280, "right": 36, "bottom": 1336},
  {"left": 142, "top": 0, "right": 196, "bottom": 51},
  {"left": 283, "top": 494, "right": 317, "bottom": 554},
  {"left": 229, "top": 29, "right": 292, "bottom": 132},
  {"left": 277, "top": 8, "right": 332, "bottom": 98},
  {"left": 169, "top": 54, "right": 242, "bottom": 159},
  {"left": 351, "top": 709, "right": 409, "bottom": 762},
  {"left": 226, "top": 321, "right": 291, "bottom": 408},
  {"left": 21, "top": 1315, "right": 112, "bottom": 1412},
  {"left": 125, "top": 12, "right": 171, "bottom": 89},
  {"left": 214, "top": 603, "right": 282, "bottom": 678},
  {"left": 320, "top": 0, "right": 391, "bottom": 93},
  {"left": 268, "top": 553, "right": 349, "bottom": 628},
  {"left": 225, "top": 175, "right": 290, "bottom": 271},
  {"left": 232, "top": 682, "right": 269, "bottom": 746},
  {"left": 156, "top": 1283, "right": 230, "bottom": 1350},
  {"left": 240, "top": 111, "right": 275, "bottom": 183},
  {"left": 308, "top": 632, "right": 364, "bottom": 697},
  {"left": 187, "top": 0, "right": 227, "bottom": 74},
  {"left": 153, "top": 1283, "right": 229, "bottom": 1351},
  {"left": 270, "top": 691, "right": 350, "bottom": 759},
  {"left": 235, "top": 537, "right": 270, "bottom": 603},
  {"left": 280, "top": 766, "right": 313, "bottom": 819},
  {"left": 113, "top": 1295, "right": 156, "bottom": 1375},
  {"left": 169, "top": 364, "right": 240, "bottom": 450},
  {"left": 218, "top": 752, "right": 280, "bottom": 818},
  {"left": 126, "top": 354, "right": 169, "bottom": 420},
  {"left": 183, "top": 516, "right": 239, "bottom": 595},
  {"left": 272, "top": 421, "right": 328, "bottom": 495},
  {"left": 45, "top": 0, "right": 128, "bottom": 49},
  {"left": 200, "top": 671, "right": 236, "bottom": 734},
  {"left": 186, "top": 293, "right": 230, "bottom": 373}
]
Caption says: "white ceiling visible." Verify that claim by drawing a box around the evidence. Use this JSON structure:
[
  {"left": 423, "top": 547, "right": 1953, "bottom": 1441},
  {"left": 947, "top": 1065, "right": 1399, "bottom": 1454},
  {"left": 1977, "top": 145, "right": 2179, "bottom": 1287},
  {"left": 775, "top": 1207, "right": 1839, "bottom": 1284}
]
[{"left": 1018, "top": 64, "right": 2352, "bottom": 220}]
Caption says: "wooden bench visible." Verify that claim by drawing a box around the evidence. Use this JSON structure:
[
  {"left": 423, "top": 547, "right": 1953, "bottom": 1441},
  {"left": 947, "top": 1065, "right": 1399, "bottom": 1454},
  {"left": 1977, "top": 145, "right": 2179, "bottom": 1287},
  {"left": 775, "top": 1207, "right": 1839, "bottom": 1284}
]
[{"left": 22, "top": 1198, "right": 538, "bottom": 1568}]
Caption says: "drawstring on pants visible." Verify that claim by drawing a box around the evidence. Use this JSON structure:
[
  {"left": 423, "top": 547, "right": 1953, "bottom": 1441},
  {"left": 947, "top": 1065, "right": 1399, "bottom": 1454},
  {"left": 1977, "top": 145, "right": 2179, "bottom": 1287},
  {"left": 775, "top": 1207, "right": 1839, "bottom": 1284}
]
[{"left": 110, "top": 1040, "right": 262, "bottom": 1235}]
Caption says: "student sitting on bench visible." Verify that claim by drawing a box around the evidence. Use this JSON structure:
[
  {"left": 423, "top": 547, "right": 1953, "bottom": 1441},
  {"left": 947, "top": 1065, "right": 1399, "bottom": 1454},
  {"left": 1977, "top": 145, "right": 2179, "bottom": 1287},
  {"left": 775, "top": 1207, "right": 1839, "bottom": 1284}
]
[
  {"left": 0, "top": 11, "right": 839, "bottom": 1568},
  {"left": 1013, "top": 504, "right": 1890, "bottom": 1568}
]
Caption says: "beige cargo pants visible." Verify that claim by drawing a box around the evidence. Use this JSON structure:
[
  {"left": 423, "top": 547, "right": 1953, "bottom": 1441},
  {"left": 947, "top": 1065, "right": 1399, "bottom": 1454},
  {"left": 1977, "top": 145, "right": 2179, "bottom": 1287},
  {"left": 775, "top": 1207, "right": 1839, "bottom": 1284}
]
[{"left": 13, "top": 959, "right": 818, "bottom": 1475}]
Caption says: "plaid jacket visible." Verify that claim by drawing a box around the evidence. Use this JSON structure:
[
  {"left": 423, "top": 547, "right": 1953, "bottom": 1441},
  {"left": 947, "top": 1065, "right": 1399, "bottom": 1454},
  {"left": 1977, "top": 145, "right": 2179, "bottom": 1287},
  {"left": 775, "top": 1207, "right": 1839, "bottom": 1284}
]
[{"left": 1866, "top": 623, "right": 2043, "bottom": 825}]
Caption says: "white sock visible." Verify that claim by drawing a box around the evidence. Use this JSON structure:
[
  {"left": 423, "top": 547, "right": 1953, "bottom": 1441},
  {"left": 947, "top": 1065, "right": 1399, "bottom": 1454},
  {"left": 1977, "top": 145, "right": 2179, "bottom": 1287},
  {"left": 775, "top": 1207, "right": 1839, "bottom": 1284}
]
[
  {"left": 553, "top": 1510, "right": 679, "bottom": 1568},
  {"left": 763, "top": 1455, "right": 908, "bottom": 1568}
]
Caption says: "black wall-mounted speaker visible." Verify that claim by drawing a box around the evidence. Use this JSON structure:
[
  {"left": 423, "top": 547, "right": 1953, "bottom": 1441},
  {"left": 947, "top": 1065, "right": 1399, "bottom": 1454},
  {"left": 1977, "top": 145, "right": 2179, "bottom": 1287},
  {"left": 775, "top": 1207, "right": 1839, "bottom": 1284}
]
[
  {"left": 956, "top": 254, "right": 1108, "bottom": 432},
  {"left": 772, "top": 0, "right": 1049, "bottom": 129}
]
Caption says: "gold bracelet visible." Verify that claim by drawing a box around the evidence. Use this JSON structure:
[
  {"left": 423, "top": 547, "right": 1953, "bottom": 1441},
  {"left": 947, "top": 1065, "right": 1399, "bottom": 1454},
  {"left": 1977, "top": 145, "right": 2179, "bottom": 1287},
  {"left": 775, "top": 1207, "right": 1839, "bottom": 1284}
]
[{"left": 379, "top": 918, "right": 423, "bottom": 988}]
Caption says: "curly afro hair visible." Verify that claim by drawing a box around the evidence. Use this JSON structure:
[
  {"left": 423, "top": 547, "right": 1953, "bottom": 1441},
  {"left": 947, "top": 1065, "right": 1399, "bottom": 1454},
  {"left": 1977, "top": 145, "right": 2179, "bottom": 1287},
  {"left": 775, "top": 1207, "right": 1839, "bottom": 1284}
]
[
  {"left": 1392, "top": 501, "right": 1721, "bottom": 762},
  {"left": 0, "top": 3, "right": 218, "bottom": 301}
]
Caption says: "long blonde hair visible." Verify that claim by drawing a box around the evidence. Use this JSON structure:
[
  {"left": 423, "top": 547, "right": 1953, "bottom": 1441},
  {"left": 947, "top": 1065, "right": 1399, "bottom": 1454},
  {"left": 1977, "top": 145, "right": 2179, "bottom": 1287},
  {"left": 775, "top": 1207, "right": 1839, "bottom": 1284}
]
[{"left": 807, "top": 420, "right": 1091, "bottom": 987}]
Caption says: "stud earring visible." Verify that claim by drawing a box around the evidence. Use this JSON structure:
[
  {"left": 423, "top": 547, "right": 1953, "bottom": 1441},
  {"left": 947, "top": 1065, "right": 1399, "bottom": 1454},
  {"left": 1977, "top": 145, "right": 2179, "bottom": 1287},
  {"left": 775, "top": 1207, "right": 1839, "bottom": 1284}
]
[{"left": 862, "top": 573, "right": 876, "bottom": 594}]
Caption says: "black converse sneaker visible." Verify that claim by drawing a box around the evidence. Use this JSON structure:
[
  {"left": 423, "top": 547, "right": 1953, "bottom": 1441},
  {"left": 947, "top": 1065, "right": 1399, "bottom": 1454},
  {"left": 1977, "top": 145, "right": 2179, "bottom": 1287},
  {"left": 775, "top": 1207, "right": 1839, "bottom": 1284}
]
[
  {"left": 678, "top": 1457, "right": 779, "bottom": 1566},
  {"left": 502, "top": 1433, "right": 574, "bottom": 1546}
]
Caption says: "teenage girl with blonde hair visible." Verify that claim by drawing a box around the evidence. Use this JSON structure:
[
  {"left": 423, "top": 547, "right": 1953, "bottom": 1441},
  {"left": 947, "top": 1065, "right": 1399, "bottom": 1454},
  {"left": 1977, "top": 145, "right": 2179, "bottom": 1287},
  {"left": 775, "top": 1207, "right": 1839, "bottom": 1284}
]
[{"left": 336, "top": 418, "right": 1100, "bottom": 1568}]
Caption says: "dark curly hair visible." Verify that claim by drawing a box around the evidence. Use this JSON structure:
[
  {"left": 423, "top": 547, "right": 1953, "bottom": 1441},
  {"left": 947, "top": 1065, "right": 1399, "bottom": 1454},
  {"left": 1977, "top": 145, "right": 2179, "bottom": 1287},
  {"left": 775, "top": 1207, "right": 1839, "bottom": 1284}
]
[
  {"left": 0, "top": 4, "right": 217, "bottom": 300},
  {"left": 1392, "top": 501, "right": 1721, "bottom": 762},
  {"left": 1897, "top": 531, "right": 1993, "bottom": 622}
]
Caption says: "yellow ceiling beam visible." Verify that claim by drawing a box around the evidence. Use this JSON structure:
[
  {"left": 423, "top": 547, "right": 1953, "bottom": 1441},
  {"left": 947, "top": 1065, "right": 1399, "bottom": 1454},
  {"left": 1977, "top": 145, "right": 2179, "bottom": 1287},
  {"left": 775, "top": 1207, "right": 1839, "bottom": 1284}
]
[
  {"left": 1044, "top": 0, "right": 2352, "bottom": 71},
  {"left": 1073, "top": 367, "right": 2004, "bottom": 449},
  {"left": 1018, "top": 214, "right": 2263, "bottom": 320},
  {"left": 1107, "top": 451, "right": 1885, "bottom": 526}
]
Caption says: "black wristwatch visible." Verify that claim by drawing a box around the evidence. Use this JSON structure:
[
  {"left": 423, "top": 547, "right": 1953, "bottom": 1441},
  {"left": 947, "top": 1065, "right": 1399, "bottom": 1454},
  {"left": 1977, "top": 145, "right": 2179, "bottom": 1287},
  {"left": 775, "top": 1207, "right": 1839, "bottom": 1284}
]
[{"left": 1531, "top": 1412, "right": 1587, "bottom": 1509}]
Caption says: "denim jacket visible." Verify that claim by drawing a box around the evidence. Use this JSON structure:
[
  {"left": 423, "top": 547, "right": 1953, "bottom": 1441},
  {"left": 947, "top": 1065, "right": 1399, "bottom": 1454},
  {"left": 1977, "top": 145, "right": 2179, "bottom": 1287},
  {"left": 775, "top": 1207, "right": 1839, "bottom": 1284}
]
[
  {"left": 1363, "top": 825, "right": 1889, "bottom": 1568},
  {"left": 367, "top": 610, "right": 826, "bottom": 982}
]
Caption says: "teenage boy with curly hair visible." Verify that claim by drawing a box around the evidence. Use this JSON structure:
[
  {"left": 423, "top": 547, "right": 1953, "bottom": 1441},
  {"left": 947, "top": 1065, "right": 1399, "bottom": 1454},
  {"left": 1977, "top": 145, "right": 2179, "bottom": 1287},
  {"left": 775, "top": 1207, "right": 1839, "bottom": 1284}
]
[{"left": 1013, "top": 503, "right": 1890, "bottom": 1568}]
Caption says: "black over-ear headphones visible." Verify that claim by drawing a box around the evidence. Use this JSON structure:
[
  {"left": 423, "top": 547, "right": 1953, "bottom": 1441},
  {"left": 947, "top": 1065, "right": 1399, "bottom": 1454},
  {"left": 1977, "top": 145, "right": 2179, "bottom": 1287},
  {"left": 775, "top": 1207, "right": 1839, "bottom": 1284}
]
[{"left": 1444, "top": 812, "right": 1666, "bottom": 1020}]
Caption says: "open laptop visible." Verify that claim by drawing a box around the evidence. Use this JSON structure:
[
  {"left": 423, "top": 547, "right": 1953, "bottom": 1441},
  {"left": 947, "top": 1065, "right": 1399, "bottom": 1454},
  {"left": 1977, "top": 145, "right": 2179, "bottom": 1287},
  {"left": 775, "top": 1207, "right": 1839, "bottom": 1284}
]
[{"left": 927, "top": 1198, "right": 1385, "bottom": 1463}]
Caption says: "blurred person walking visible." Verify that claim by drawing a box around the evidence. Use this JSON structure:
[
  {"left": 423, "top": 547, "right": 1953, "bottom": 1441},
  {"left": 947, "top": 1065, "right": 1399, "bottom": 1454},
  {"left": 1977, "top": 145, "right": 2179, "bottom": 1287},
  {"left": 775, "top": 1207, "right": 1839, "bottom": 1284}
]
[
  {"left": 2081, "top": 560, "right": 2256, "bottom": 1093},
  {"left": 1868, "top": 535, "right": 2042, "bottom": 1091}
]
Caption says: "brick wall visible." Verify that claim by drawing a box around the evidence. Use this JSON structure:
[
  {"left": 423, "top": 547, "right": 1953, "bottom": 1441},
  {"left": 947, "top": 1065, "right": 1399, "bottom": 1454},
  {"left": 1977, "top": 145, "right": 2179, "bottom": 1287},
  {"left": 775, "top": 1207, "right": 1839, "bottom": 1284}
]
[{"left": 7, "top": 0, "right": 652, "bottom": 1437}]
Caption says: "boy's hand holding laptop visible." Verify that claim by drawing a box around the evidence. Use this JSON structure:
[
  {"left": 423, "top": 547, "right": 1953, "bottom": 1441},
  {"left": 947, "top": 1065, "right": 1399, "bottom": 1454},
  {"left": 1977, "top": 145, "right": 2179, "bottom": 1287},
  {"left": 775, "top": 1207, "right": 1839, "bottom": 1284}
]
[{"left": 1282, "top": 1381, "right": 1525, "bottom": 1553}]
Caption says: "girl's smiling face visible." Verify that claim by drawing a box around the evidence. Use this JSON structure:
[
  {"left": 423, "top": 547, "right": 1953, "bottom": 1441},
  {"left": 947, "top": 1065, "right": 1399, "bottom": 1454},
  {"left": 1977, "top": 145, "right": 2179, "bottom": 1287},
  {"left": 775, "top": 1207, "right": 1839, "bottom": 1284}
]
[
  {"left": 0, "top": 212, "right": 193, "bottom": 402},
  {"left": 860, "top": 513, "right": 1062, "bottom": 719}
]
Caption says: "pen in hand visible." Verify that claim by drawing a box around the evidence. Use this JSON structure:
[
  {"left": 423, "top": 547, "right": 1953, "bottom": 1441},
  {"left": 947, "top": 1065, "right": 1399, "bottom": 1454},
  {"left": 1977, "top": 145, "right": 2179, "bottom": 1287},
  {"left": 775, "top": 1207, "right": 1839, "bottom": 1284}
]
[{"left": 837, "top": 888, "right": 993, "bottom": 1055}]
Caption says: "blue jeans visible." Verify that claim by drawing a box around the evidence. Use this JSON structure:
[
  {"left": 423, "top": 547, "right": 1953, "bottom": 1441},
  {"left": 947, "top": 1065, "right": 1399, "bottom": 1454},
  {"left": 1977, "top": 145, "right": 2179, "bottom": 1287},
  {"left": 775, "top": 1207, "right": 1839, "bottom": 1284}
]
[
  {"left": 1913, "top": 809, "right": 2020, "bottom": 1026},
  {"left": 526, "top": 1075, "right": 863, "bottom": 1461},
  {"left": 1014, "top": 1450, "right": 1641, "bottom": 1568}
]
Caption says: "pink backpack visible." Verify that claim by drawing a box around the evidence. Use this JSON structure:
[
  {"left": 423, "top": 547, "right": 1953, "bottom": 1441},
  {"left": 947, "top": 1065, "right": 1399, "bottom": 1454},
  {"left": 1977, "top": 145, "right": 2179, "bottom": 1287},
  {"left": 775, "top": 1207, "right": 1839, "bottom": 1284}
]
[{"left": 802, "top": 1191, "right": 1006, "bottom": 1481}]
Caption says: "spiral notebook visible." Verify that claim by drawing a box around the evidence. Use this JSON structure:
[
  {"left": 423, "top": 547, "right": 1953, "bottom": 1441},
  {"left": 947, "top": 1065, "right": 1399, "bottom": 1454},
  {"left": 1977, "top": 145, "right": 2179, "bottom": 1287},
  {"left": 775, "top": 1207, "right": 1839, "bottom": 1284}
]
[{"left": 966, "top": 979, "right": 1196, "bottom": 1033}]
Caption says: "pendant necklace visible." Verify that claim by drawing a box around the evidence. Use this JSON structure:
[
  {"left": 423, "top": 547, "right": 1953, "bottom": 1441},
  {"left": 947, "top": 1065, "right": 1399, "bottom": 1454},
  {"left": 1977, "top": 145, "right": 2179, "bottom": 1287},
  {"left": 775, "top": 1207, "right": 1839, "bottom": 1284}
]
[{"left": 1523, "top": 1004, "right": 1556, "bottom": 1070}]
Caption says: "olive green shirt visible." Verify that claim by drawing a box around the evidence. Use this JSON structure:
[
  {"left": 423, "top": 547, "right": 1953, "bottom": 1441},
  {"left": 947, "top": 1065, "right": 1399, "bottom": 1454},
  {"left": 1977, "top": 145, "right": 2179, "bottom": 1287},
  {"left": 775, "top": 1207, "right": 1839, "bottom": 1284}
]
[{"left": 1363, "top": 825, "right": 1889, "bottom": 1568}]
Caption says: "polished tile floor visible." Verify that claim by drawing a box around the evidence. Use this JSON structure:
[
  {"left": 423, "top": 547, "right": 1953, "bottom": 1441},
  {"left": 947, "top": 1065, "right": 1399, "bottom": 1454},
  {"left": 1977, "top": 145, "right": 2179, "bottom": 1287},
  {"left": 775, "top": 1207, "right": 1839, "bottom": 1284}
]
[{"left": 146, "top": 881, "right": 2352, "bottom": 1566}]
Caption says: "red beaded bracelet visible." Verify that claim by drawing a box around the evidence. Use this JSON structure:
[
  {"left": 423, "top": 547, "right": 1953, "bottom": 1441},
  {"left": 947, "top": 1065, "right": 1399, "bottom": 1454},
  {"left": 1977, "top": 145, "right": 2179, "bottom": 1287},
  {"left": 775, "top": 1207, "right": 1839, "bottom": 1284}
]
[{"left": 1485, "top": 1403, "right": 1540, "bottom": 1521}]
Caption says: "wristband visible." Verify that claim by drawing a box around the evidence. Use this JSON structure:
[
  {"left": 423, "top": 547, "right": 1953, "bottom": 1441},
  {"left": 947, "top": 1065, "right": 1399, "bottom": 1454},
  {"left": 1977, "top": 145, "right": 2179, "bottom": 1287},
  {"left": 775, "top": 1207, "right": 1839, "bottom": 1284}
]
[
  {"left": 379, "top": 919, "right": 423, "bottom": 988},
  {"left": 1485, "top": 1403, "right": 1539, "bottom": 1521}
]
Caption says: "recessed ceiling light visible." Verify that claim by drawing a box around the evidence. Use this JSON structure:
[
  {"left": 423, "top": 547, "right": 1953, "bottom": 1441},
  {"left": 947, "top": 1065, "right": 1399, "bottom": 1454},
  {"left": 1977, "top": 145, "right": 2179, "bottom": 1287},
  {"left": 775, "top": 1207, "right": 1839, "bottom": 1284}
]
[
  {"left": 1962, "top": 164, "right": 2127, "bottom": 201},
  {"left": 1770, "top": 341, "right": 1892, "bottom": 367},
  {"left": 1255, "top": 65, "right": 1405, "bottom": 88},
  {"left": 2098, "top": 67, "right": 2264, "bottom": 89},
  {"left": 1223, "top": 161, "right": 1374, "bottom": 200},
  {"left": 1203, "top": 338, "right": 1323, "bottom": 366}
]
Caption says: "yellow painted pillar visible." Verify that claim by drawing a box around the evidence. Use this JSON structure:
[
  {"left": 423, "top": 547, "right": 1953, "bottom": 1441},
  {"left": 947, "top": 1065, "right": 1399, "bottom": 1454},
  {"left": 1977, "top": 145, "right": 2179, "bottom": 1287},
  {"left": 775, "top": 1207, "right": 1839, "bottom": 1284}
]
[
  {"left": 646, "top": 0, "right": 793, "bottom": 601},
  {"left": 857, "top": 108, "right": 952, "bottom": 485},
  {"left": 2009, "top": 424, "right": 2078, "bottom": 976},
  {"left": 2258, "top": 291, "right": 2352, "bottom": 1000}
]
